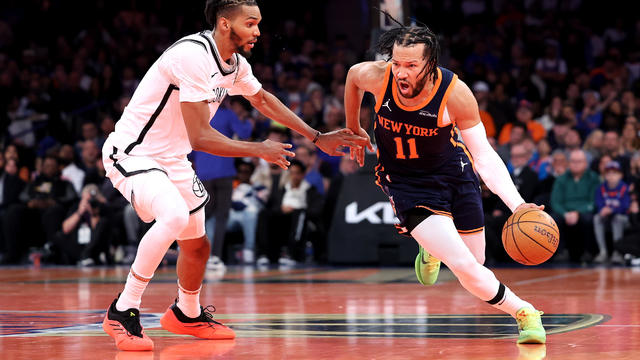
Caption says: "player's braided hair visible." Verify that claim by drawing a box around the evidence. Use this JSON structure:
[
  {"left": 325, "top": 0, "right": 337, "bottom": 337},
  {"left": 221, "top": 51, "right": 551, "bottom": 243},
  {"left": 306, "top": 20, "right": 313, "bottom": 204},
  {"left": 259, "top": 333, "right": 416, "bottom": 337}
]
[
  {"left": 375, "top": 11, "right": 440, "bottom": 82},
  {"left": 204, "top": 0, "right": 258, "bottom": 27}
]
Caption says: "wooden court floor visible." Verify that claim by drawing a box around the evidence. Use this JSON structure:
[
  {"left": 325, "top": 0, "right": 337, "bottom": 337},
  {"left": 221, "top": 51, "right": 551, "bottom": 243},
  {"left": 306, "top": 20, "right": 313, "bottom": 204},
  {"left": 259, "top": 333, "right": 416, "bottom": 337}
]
[{"left": 1, "top": 265, "right": 639, "bottom": 359}]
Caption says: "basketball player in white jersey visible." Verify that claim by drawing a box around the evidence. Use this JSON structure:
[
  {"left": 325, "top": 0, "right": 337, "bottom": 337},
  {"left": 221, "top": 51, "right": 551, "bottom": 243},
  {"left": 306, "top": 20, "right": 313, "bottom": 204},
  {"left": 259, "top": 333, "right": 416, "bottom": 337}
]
[
  {"left": 344, "top": 22, "right": 547, "bottom": 343},
  {"left": 101, "top": 0, "right": 368, "bottom": 351}
]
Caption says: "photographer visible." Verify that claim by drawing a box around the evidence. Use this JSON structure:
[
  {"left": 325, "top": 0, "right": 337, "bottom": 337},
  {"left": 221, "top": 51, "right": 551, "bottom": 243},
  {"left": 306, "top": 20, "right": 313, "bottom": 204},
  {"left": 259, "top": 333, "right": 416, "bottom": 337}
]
[{"left": 52, "top": 184, "right": 111, "bottom": 265}]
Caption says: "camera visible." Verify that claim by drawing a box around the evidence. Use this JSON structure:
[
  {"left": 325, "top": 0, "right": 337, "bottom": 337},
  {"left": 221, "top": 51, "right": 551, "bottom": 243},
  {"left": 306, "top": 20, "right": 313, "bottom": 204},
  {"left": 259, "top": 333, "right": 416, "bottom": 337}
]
[{"left": 89, "top": 188, "right": 100, "bottom": 209}]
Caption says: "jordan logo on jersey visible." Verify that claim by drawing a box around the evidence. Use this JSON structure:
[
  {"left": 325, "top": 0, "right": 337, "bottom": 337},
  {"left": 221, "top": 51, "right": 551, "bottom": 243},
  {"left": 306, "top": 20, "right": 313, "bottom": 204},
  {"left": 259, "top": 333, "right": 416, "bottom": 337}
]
[
  {"left": 209, "top": 87, "right": 228, "bottom": 103},
  {"left": 460, "top": 158, "right": 468, "bottom": 172},
  {"left": 382, "top": 99, "right": 392, "bottom": 112}
]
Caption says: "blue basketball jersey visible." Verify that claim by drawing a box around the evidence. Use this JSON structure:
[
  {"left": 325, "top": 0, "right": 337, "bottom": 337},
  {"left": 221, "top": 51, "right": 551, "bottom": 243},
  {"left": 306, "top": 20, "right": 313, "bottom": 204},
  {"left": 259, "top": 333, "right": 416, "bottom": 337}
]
[{"left": 373, "top": 65, "right": 472, "bottom": 181}]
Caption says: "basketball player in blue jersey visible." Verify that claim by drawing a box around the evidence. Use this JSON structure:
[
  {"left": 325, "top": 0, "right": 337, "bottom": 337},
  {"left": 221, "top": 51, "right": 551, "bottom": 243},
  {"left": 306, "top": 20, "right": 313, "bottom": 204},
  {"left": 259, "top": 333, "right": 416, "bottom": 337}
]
[{"left": 344, "top": 24, "right": 546, "bottom": 343}]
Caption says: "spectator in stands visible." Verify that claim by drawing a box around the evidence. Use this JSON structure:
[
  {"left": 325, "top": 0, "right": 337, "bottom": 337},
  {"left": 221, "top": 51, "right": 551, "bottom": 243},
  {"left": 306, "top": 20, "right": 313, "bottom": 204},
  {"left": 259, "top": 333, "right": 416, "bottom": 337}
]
[
  {"left": 79, "top": 140, "right": 101, "bottom": 186},
  {"left": 498, "top": 99, "right": 546, "bottom": 145},
  {"left": 576, "top": 90, "right": 604, "bottom": 136},
  {"left": 509, "top": 143, "right": 539, "bottom": 203},
  {"left": 294, "top": 145, "right": 324, "bottom": 195},
  {"left": 256, "top": 160, "right": 323, "bottom": 267},
  {"left": 58, "top": 144, "right": 85, "bottom": 194},
  {"left": 536, "top": 96, "right": 563, "bottom": 131},
  {"left": 53, "top": 184, "right": 111, "bottom": 265},
  {"left": 0, "top": 154, "right": 26, "bottom": 263},
  {"left": 227, "top": 160, "right": 267, "bottom": 264},
  {"left": 564, "top": 128, "right": 590, "bottom": 164},
  {"left": 497, "top": 122, "right": 526, "bottom": 163},
  {"left": 583, "top": 129, "right": 605, "bottom": 161},
  {"left": 191, "top": 102, "right": 253, "bottom": 271},
  {"left": 550, "top": 149, "right": 600, "bottom": 262},
  {"left": 599, "top": 131, "right": 631, "bottom": 179},
  {"left": 529, "top": 138, "right": 552, "bottom": 180},
  {"left": 621, "top": 122, "right": 639, "bottom": 155},
  {"left": 2, "top": 155, "right": 76, "bottom": 264},
  {"left": 535, "top": 41, "right": 567, "bottom": 98},
  {"left": 472, "top": 81, "right": 496, "bottom": 138},
  {"left": 593, "top": 161, "right": 631, "bottom": 264}
]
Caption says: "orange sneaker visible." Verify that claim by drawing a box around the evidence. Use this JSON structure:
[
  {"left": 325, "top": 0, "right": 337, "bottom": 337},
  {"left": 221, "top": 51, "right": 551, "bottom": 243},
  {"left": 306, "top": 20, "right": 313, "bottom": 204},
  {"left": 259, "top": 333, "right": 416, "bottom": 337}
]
[
  {"left": 160, "top": 301, "right": 235, "bottom": 339},
  {"left": 102, "top": 298, "right": 154, "bottom": 351}
]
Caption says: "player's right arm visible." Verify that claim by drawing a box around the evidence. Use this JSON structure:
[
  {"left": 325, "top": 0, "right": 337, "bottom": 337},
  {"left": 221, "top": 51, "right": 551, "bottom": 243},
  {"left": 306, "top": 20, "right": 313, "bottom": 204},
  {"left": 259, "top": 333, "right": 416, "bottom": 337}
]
[
  {"left": 181, "top": 101, "right": 293, "bottom": 169},
  {"left": 165, "top": 42, "right": 293, "bottom": 169},
  {"left": 344, "top": 61, "right": 386, "bottom": 166}
]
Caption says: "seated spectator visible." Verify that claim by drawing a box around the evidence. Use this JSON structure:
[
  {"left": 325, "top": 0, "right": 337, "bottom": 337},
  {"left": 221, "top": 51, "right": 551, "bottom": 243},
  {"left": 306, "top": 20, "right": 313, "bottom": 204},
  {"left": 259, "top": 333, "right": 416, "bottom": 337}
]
[
  {"left": 563, "top": 128, "right": 591, "bottom": 164},
  {"left": 576, "top": 90, "right": 604, "bottom": 136},
  {"left": 583, "top": 129, "right": 604, "bottom": 161},
  {"left": 613, "top": 176, "right": 640, "bottom": 264},
  {"left": 52, "top": 184, "right": 111, "bottom": 265},
  {"left": 294, "top": 145, "right": 324, "bottom": 195},
  {"left": 2, "top": 155, "right": 76, "bottom": 264},
  {"left": 79, "top": 140, "right": 101, "bottom": 185},
  {"left": 550, "top": 149, "right": 600, "bottom": 262},
  {"left": 596, "top": 131, "right": 631, "bottom": 180},
  {"left": 58, "top": 144, "right": 85, "bottom": 194},
  {"left": 593, "top": 161, "right": 631, "bottom": 264},
  {"left": 529, "top": 138, "right": 552, "bottom": 180},
  {"left": 547, "top": 116, "right": 572, "bottom": 150},
  {"left": 537, "top": 150, "right": 569, "bottom": 203},
  {"left": 497, "top": 100, "right": 546, "bottom": 145},
  {"left": 0, "top": 154, "right": 26, "bottom": 263},
  {"left": 227, "top": 160, "right": 267, "bottom": 264},
  {"left": 472, "top": 81, "right": 497, "bottom": 138},
  {"left": 497, "top": 122, "right": 526, "bottom": 163},
  {"left": 256, "top": 160, "right": 323, "bottom": 267}
]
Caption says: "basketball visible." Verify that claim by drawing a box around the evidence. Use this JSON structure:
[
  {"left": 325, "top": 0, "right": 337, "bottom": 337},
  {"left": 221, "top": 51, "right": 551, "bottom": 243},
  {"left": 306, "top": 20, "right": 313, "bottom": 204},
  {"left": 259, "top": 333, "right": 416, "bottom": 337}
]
[{"left": 501, "top": 208, "right": 559, "bottom": 265}]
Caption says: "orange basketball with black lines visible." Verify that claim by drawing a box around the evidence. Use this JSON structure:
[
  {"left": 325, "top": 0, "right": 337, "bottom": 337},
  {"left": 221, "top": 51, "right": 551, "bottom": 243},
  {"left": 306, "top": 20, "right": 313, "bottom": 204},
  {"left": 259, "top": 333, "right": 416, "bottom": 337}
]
[{"left": 501, "top": 208, "right": 559, "bottom": 265}]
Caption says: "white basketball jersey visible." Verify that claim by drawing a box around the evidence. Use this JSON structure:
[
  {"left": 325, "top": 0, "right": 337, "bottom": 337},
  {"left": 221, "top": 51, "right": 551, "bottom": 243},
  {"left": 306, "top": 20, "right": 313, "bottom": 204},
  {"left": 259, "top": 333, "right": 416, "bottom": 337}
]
[{"left": 108, "top": 30, "right": 262, "bottom": 158}]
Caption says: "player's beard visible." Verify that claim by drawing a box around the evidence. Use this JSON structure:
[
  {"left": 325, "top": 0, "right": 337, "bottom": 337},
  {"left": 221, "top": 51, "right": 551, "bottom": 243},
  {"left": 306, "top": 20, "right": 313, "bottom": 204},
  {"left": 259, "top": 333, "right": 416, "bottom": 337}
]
[
  {"left": 399, "top": 71, "right": 429, "bottom": 99},
  {"left": 230, "top": 27, "right": 253, "bottom": 58}
]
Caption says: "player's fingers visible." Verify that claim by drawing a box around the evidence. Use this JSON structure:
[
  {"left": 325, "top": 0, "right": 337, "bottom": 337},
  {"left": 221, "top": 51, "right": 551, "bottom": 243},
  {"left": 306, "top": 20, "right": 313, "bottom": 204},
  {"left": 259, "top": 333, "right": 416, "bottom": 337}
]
[
  {"left": 283, "top": 150, "right": 295, "bottom": 157},
  {"left": 282, "top": 143, "right": 293, "bottom": 149}
]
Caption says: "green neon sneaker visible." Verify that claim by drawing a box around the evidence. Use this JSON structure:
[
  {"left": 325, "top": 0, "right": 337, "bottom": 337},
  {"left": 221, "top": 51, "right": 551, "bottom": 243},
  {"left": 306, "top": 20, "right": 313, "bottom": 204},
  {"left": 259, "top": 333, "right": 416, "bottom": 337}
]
[
  {"left": 414, "top": 245, "right": 441, "bottom": 286},
  {"left": 516, "top": 307, "right": 546, "bottom": 344}
]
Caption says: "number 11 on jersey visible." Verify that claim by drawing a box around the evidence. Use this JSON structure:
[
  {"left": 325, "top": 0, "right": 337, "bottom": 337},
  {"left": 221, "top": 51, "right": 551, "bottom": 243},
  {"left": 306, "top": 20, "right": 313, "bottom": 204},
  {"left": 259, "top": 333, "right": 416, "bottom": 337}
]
[{"left": 394, "top": 137, "right": 419, "bottom": 159}]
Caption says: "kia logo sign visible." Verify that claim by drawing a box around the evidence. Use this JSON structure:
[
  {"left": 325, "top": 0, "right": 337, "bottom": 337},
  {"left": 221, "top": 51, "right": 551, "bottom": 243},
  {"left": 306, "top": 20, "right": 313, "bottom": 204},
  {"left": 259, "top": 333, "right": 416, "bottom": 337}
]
[{"left": 345, "top": 201, "right": 399, "bottom": 224}]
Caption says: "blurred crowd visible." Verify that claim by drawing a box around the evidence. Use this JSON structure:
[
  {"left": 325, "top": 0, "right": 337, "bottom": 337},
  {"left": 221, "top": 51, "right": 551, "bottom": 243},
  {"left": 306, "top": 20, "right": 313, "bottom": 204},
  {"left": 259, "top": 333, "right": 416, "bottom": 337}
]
[{"left": 0, "top": 1, "right": 639, "bottom": 267}]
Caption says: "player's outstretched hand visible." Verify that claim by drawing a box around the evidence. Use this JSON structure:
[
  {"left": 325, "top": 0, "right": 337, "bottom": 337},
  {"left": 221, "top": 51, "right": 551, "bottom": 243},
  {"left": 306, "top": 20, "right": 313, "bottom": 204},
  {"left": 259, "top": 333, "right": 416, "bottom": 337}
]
[
  {"left": 514, "top": 203, "right": 545, "bottom": 212},
  {"left": 260, "top": 139, "right": 295, "bottom": 169},
  {"left": 314, "top": 128, "right": 372, "bottom": 157},
  {"left": 348, "top": 128, "right": 373, "bottom": 167}
]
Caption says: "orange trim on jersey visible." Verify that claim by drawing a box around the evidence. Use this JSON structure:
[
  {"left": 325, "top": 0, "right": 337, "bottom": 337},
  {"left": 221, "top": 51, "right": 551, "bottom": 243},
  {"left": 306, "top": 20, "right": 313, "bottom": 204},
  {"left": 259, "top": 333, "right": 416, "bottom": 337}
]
[
  {"left": 457, "top": 227, "right": 485, "bottom": 234},
  {"left": 449, "top": 127, "right": 457, "bottom": 147},
  {"left": 415, "top": 205, "right": 453, "bottom": 219},
  {"left": 392, "top": 68, "right": 443, "bottom": 112},
  {"left": 374, "top": 64, "right": 393, "bottom": 113},
  {"left": 456, "top": 140, "right": 475, "bottom": 170},
  {"left": 437, "top": 74, "right": 458, "bottom": 127}
]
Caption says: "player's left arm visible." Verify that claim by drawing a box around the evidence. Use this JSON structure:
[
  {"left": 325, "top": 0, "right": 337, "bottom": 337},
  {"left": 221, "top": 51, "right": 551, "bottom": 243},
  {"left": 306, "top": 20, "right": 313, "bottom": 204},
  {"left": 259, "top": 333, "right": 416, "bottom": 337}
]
[
  {"left": 244, "top": 88, "right": 369, "bottom": 156},
  {"left": 449, "top": 80, "right": 542, "bottom": 213}
]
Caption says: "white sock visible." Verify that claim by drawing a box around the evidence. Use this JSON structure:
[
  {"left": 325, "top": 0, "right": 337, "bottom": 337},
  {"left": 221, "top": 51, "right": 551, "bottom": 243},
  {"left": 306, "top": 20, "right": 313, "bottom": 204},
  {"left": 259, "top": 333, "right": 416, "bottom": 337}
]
[
  {"left": 177, "top": 282, "right": 202, "bottom": 318},
  {"left": 116, "top": 268, "right": 152, "bottom": 311},
  {"left": 486, "top": 283, "right": 534, "bottom": 317},
  {"left": 411, "top": 215, "right": 536, "bottom": 319}
]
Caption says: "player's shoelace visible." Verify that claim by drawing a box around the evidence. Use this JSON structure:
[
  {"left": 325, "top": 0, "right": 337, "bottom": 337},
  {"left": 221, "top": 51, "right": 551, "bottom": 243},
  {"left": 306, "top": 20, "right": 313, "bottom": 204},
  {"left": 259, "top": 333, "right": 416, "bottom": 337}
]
[
  {"left": 198, "top": 305, "right": 224, "bottom": 327},
  {"left": 120, "top": 314, "right": 144, "bottom": 337}
]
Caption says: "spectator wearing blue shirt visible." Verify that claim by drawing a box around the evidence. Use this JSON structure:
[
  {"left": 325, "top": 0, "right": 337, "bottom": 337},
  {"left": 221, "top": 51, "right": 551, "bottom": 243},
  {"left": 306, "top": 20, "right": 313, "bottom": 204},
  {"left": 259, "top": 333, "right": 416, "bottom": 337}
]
[
  {"left": 191, "top": 102, "right": 252, "bottom": 270},
  {"left": 593, "top": 161, "right": 631, "bottom": 264}
]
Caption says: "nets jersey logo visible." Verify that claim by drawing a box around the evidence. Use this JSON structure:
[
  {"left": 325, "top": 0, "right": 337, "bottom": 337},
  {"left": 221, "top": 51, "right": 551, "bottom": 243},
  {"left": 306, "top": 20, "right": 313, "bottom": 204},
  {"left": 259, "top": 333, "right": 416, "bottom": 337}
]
[{"left": 209, "top": 87, "right": 228, "bottom": 103}]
